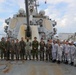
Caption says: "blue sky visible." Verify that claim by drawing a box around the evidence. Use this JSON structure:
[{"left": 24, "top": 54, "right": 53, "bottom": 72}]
[{"left": 0, "top": 0, "right": 76, "bottom": 37}]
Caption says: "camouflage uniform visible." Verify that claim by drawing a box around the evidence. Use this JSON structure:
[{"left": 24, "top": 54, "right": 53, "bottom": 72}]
[
  {"left": 32, "top": 40, "right": 39, "bottom": 60},
  {"left": 40, "top": 40, "right": 45, "bottom": 61},
  {"left": 5, "top": 40, "right": 11, "bottom": 60},
  {"left": 45, "top": 42, "right": 52, "bottom": 61},
  {"left": 10, "top": 40, "right": 15, "bottom": 60},
  {"left": 20, "top": 40, "right": 26, "bottom": 60},
  {"left": 0, "top": 39, "right": 6, "bottom": 60},
  {"left": 15, "top": 41, "right": 20, "bottom": 60}
]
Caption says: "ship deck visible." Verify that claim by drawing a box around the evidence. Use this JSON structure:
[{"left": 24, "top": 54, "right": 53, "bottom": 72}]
[{"left": 0, "top": 60, "right": 76, "bottom": 75}]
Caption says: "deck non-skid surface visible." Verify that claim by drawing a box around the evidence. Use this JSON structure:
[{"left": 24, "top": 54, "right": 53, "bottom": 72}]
[{"left": 0, "top": 60, "right": 76, "bottom": 75}]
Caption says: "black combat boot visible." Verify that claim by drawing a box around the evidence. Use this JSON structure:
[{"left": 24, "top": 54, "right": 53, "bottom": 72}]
[{"left": 70, "top": 62, "right": 74, "bottom": 66}]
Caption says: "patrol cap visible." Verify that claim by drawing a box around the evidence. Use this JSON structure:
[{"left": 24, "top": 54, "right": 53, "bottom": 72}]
[
  {"left": 12, "top": 39, "right": 14, "bottom": 41},
  {"left": 2, "top": 37, "right": 4, "bottom": 39},
  {"left": 41, "top": 38, "right": 43, "bottom": 40},
  {"left": 34, "top": 37, "right": 37, "bottom": 39},
  {"left": 16, "top": 39, "right": 19, "bottom": 41},
  {"left": 47, "top": 39, "right": 50, "bottom": 42},
  {"left": 21, "top": 37, "right": 23, "bottom": 39},
  {"left": 1, "top": 37, "right": 4, "bottom": 40}
]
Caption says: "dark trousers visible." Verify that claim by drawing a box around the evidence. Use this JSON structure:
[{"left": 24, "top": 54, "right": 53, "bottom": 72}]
[
  {"left": 20, "top": 50, "right": 25, "bottom": 60},
  {"left": 46, "top": 50, "right": 52, "bottom": 61},
  {"left": 46, "top": 50, "right": 49, "bottom": 60},
  {"left": 32, "top": 49, "right": 38, "bottom": 60},
  {"left": 6, "top": 50, "right": 10, "bottom": 60},
  {"left": 1, "top": 50, "right": 6, "bottom": 59},
  {"left": 49, "top": 52, "right": 52, "bottom": 61},
  {"left": 40, "top": 50, "right": 44, "bottom": 61},
  {"left": 10, "top": 51, "right": 14, "bottom": 60},
  {"left": 16, "top": 50, "right": 20, "bottom": 60}
]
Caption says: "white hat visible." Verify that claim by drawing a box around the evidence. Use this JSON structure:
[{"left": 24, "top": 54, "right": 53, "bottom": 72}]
[{"left": 69, "top": 41, "right": 72, "bottom": 43}]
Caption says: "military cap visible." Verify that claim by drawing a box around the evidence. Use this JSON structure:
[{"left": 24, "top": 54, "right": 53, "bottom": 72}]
[
  {"left": 41, "top": 38, "right": 43, "bottom": 40},
  {"left": 34, "top": 37, "right": 37, "bottom": 39}
]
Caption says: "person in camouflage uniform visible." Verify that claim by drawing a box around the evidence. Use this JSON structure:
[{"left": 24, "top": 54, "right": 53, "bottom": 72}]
[
  {"left": 15, "top": 39, "right": 20, "bottom": 60},
  {"left": 5, "top": 38, "right": 11, "bottom": 60},
  {"left": 10, "top": 40, "right": 15, "bottom": 60},
  {"left": 49, "top": 40, "right": 52, "bottom": 61},
  {"left": 0, "top": 37, "right": 6, "bottom": 60},
  {"left": 32, "top": 37, "right": 39, "bottom": 60},
  {"left": 40, "top": 38, "right": 45, "bottom": 61},
  {"left": 19, "top": 37, "right": 26, "bottom": 60},
  {"left": 45, "top": 40, "right": 52, "bottom": 61},
  {"left": 25, "top": 38, "right": 31, "bottom": 60}
]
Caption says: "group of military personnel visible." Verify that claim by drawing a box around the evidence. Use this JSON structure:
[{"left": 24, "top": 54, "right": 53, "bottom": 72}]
[{"left": 0, "top": 37, "right": 76, "bottom": 66}]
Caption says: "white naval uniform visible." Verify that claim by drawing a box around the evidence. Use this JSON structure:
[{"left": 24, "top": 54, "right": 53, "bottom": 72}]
[
  {"left": 74, "top": 46, "right": 76, "bottom": 65},
  {"left": 57, "top": 44, "right": 63, "bottom": 61},
  {"left": 70, "top": 45, "right": 76, "bottom": 63},
  {"left": 62, "top": 44, "right": 65, "bottom": 61},
  {"left": 64, "top": 44, "right": 70, "bottom": 62},
  {"left": 52, "top": 43, "right": 58, "bottom": 60}
]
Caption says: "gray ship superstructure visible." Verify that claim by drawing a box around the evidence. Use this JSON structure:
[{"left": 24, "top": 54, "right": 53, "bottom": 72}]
[{"left": 4, "top": 0, "right": 57, "bottom": 41}]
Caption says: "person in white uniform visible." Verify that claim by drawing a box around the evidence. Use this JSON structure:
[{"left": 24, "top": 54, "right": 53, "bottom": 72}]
[
  {"left": 57, "top": 41, "right": 63, "bottom": 64},
  {"left": 52, "top": 40, "right": 58, "bottom": 62},
  {"left": 62, "top": 41, "right": 66, "bottom": 63},
  {"left": 70, "top": 42, "right": 76, "bottom": 66},
  {"left": 74, "top": 43, "right": 76, "bottom": 66},
  {"left": 64, "top": 41, "right": 70, "bottom": 64}
]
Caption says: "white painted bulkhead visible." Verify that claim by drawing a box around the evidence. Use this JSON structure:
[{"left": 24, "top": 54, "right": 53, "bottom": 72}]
[{"left": 17, "top": 25, "right": 40, "bottom": 42}]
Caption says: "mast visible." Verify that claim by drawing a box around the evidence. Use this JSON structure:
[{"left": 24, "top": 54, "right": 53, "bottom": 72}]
[
  {"left": 35, "top": 0, "right": 39, "bottom": 13},
  {"left": 25, "top": 0, "right": 31, "bottom": 38},
  {"left": 35, "top": 0, "right": 38, "bottom": 13},
  {"left": 25, "top": 0, "right": 29, "bottom": 27}
]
